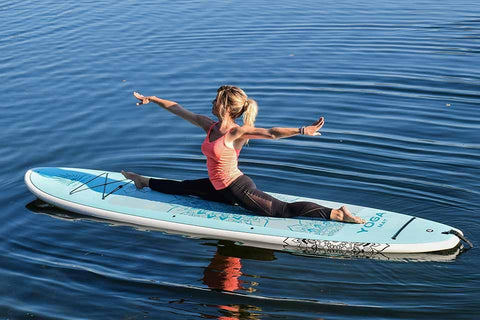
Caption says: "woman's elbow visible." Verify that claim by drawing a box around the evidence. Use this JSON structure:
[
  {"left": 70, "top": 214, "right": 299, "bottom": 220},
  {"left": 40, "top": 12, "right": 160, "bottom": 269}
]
[{"left": 268, "top": 128, "right": 280, "bottom": 140}]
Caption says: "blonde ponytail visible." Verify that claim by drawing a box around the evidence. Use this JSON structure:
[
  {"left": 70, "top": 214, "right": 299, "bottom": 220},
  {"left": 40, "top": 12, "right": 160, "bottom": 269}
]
[{"left": 243, "top": 98, "right": 258, "bottom": 127}]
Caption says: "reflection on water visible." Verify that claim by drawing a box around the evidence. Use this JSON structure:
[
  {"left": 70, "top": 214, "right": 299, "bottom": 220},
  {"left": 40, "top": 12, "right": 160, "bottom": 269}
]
[
  {"left": 203, "top": 250, "right": 245, "bottom": 292},
  {"left": 203, "top": 240, "right": 275, "bottom": 292},
  {"left": 202, "top": 241, "right": 275, "bottom": 319}
]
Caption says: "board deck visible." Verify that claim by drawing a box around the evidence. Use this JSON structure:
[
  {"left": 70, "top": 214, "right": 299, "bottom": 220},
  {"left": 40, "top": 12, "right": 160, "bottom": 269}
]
[{"left": 25, "top": 167, "right": 463, "bottom": 256}]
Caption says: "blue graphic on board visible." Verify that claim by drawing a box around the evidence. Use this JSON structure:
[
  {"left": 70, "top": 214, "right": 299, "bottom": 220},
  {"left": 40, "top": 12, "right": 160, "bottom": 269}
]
[
  {"left": 288, "top": 219, "right": 344, "bottom": 237},
  {"left": 166, "top": 195, "right": 270, "bottom": 227}
]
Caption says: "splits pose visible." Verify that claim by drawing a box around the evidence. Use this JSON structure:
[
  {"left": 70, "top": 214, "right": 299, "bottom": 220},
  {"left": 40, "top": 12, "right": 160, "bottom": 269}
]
[{"left": 123, "top": 86, "right": 364, "bottom": 224}]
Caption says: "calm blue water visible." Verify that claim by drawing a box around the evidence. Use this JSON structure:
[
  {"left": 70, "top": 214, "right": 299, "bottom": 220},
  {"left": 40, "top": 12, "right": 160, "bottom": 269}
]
[{"left": 1, "top": 0, "right": 480, "bottom": 318}]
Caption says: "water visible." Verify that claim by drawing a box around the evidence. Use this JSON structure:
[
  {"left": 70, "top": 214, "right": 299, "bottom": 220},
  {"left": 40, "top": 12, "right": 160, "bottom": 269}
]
[{"left": 1, "top": 0, "right": 479, "bottom": 318}]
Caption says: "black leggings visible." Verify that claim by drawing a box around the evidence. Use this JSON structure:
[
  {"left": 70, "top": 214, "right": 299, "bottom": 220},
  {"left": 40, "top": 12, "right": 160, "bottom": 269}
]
[{"left": 149, "top": 175, "right": 332, "bottom": 219}]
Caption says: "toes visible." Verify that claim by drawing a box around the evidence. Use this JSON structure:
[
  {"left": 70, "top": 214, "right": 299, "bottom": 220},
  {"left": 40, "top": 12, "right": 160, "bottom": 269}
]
[{"left": 352, "top": 216, "right": 365, "bottom": 224}]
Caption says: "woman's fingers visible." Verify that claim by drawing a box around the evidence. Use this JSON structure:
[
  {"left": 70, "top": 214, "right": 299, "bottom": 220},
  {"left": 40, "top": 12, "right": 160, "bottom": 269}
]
[
  {"left": 314, "top": 117, "right": 324, "bottom": 127},
  {"left": 134, "top": 91, "right": 150, "bottom": 106},
  {"left": 133, "top": 92, "right": 144, "bottom": 100},
  {"left": 312, "top": 117, "right": 324, "bottom": 131},
  {"left": 303, "top": 117, "right": 324, "bottom": 136}
]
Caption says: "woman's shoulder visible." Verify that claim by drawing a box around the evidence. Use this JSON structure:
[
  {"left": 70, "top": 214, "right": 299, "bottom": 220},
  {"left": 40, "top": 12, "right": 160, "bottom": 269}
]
[
  {"left": 234, "top": 124, "right": 255, "bottom": 131},
  {"left": 229, "top": 124, "right": 253, "bottom": 135},
  {"left": 198, "top": 116, "right": 217, "bottom": 132}
]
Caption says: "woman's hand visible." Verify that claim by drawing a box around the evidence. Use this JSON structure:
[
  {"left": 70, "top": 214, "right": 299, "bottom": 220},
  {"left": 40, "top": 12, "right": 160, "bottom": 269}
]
[
  {"left": 303, "top": 117, "right": 325, "bottom": 136},
  {"left": 134, "top": 92, "right": 152, "bottom": 106}
]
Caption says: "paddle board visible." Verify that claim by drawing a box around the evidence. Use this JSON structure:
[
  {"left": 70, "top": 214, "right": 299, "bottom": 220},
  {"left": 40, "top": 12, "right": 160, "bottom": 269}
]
[{"left": 25, "top": 167, "right": 465, "bottom": 255}]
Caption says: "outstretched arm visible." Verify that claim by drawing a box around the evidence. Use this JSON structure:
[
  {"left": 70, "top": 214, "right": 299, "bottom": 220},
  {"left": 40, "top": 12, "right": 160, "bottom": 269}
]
[
  {"left": 231, "top": 117, "right": 325, "bottom": 141},
  {"left": 134, "top": 92, "right": 214, "bottom": 132}
]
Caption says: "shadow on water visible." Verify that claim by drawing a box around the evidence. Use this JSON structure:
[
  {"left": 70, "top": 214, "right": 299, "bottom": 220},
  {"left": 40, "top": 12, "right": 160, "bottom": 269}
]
[{"left": 26, "top": 199, "right": 466, "bottom": 263}]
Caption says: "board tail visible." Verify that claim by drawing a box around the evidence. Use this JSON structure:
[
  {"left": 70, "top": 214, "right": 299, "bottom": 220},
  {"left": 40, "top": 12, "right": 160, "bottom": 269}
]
[{"left": 442, "top": 229, "right": 473, "bottom": 250}]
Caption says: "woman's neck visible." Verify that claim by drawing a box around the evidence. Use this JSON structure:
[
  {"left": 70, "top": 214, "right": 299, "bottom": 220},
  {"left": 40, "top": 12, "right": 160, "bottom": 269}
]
[{"left": 218, "top": 117, "right": 236, "bottom": 131}]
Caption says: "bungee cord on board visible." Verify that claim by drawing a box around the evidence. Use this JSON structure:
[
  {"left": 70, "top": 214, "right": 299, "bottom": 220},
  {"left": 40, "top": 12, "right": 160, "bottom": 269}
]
[{"left": 69, "top": 172, "right": 132, "bottom": 200}]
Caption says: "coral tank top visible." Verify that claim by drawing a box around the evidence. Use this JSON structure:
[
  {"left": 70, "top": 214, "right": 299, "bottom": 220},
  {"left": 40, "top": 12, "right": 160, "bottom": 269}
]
[{"left": 201, "top": 122, "right": 243, "bottom": 190}]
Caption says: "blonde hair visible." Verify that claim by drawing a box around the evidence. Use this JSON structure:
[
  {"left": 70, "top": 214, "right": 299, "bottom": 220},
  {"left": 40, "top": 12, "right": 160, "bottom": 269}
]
[{"left": 216, "top": 85, "right": 258, "bottom": 127}]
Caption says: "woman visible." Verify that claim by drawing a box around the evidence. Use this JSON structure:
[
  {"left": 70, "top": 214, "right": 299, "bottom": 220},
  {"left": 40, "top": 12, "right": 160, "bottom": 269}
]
[{"left": 122, "top": 85, "right": 365, "bottom": 223}]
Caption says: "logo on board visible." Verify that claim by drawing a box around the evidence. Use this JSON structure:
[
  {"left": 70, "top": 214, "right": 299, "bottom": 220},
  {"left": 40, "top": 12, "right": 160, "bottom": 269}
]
[{"left": 357, "top": 212, "right": 387, "bottom": 234}]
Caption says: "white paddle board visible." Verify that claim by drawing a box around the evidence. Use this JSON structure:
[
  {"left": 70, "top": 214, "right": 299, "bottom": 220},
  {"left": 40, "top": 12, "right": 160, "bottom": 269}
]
[{"left": 25, "top": 167, "right": 465, "bottom": 256}]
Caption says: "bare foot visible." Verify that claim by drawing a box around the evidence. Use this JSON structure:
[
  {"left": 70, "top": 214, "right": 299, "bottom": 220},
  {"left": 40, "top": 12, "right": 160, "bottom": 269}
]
[
  {"left": 331, "top": 206, "right": 365, "bottom": 224},
  {"left": 121, "top": 170, "right": 149, "bottom": 189}
]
